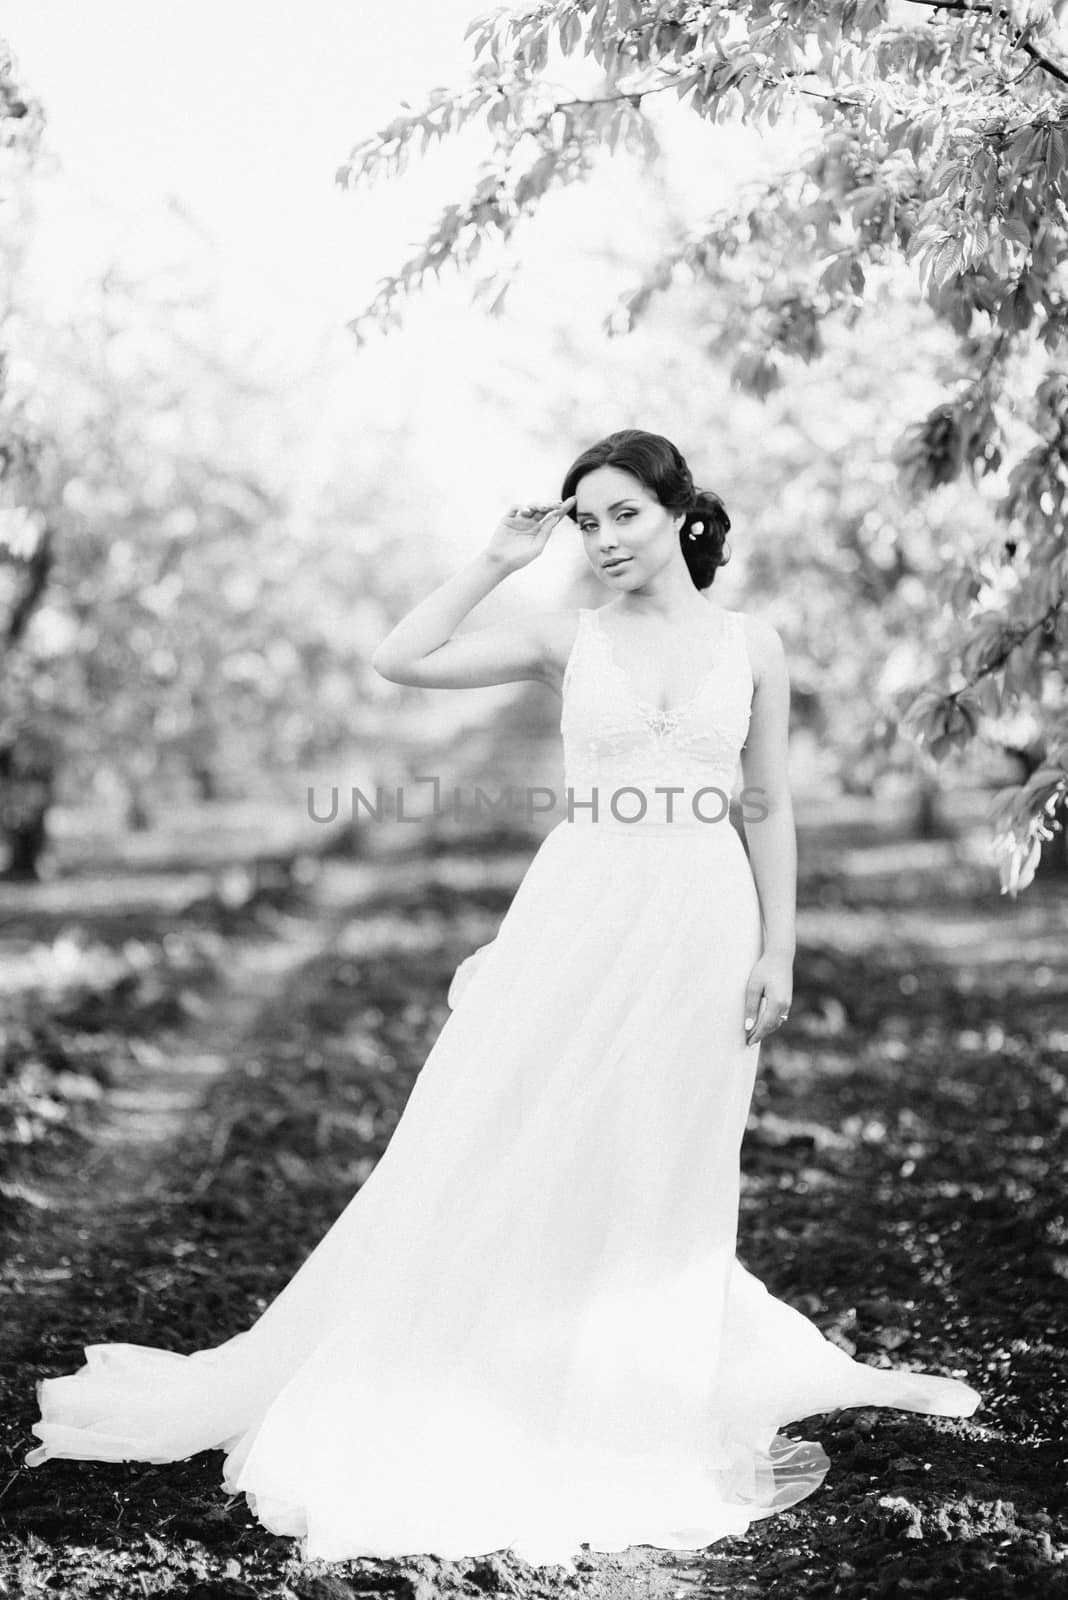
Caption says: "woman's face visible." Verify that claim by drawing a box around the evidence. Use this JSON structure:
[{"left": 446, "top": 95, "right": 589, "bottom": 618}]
[{"left": 573, "top": 465, "right": 683, "bottom": 589}]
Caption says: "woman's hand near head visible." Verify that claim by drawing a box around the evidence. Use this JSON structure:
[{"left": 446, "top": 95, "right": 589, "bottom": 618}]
[
  {"left": 372, "top": 497, "right": 575, "bottom": 687},
  {"left": 485, "top": 498, "right": 576, "bottom": 575}
]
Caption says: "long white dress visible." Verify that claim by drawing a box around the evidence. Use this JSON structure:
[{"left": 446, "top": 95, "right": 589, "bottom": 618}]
[{"left": 27, "top": 602, "right": 982, "bottom": 1571}]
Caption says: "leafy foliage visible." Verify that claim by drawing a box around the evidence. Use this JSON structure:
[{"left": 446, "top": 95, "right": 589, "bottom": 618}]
[
  {"left": 0, "top": 41, "right": 46, "bottom": 612},
  {"left": 339, "top": 0, "right": 1068, "bottom": 892},
  {"left": 0, "top": 44, "right": 448, "bottom": 875}
]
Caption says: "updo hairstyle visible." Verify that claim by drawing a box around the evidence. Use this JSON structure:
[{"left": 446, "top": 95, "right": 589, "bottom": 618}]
[{"left": 560, "top": 429, "right": 731, "bottom": 591}]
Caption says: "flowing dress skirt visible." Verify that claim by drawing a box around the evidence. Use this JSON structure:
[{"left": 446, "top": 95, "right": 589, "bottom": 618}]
[{"left": 28, "top": 815, "right": 981, "bottom": 1569}]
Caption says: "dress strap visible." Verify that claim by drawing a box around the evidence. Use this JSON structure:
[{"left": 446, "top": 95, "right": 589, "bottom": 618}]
[
  {"left": 726, "top": 609, "right": 753, "bottom": 688},
  {"left": 560, "top": 608, "right": 594, "bottom": 701}
]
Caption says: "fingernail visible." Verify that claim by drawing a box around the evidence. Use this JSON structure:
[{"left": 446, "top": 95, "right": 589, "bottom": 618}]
[{"left": 744, "top": 1018, "right": 753, "bottom": 1028}]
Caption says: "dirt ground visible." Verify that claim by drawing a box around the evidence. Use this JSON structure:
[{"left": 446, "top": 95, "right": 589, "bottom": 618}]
[{"left": 1, "top": 801, "right": 1066, "bottom": 1599}]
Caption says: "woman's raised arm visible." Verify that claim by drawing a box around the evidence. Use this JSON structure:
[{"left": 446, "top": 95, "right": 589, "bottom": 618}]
[{"left": 371, "top": 499, "right": 574, "bottom": 689}]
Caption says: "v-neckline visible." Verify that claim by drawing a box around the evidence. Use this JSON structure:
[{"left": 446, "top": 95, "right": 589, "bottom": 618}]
[{"left": 591, "top": 605, "right": 731, "bottom": 726}]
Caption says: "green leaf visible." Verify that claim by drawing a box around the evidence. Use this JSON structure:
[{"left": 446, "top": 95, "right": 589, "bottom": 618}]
[{"left": 931, "top": 235, "right": 964, "bottom": 289}]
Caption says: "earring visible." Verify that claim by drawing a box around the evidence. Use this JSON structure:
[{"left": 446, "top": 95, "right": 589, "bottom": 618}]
[{"left": 687, "top": 521, "right": 704, "bottom": 540}]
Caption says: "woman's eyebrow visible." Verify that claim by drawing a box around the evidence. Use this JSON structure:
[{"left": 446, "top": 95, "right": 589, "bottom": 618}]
[{"left": 578, "top": 499, "right": 637, "bottom": 517}]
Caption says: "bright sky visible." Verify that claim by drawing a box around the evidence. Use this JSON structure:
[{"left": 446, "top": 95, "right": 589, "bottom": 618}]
[{"left": 5, "top": 1, "right": 489, "bottom": 333}]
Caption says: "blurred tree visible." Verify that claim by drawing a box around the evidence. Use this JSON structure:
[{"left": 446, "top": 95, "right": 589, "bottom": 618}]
[
  {"left": 0, "top": 39, "right": 440, "bottom": 875},
  {"left": 338, "top": 0, "right": 1068, "bottom": 893},
  {"left": 0, "top": 40, "right": 50, "bottom": 877},
  {"left": 1, "top": 261, "right": 440, "bottom": 871}
]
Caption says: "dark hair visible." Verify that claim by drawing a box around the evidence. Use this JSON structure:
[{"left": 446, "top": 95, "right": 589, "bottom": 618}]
[{"left": 560, "top": 429, "right": 731, "bottom": 591}]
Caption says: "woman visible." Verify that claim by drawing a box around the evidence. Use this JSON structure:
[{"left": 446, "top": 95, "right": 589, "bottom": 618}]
[{"left": 28, "top": 429, "right": 981, "bottom": 1572}]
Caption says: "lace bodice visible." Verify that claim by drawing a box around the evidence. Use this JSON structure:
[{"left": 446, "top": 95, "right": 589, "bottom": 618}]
[{"left": 559, "top": 604, "right": 753, "bottom": 828}]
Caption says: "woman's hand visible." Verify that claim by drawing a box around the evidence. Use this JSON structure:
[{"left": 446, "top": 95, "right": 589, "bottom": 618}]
[
  {"left": 743, "top": 951, "right": 793, "bottom": 1046},
  {"left": 484, "top": 498, "right": 576, "bottom": 575}
]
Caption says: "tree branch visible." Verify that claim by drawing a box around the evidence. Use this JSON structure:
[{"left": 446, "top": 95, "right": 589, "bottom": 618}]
[
  {"left": 950, "top": 598, "right": 1065, "bottom": 697},
  {"left": 905, "top": 0, "right": 1068, "bottom": 87}
]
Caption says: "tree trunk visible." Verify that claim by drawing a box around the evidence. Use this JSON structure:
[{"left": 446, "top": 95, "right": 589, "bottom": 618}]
[
  {"left": 913, "top": 771, "right": 948, "bottom": 839},
  {"left": 0, "top": 739, "right": 55, "bottom": 881},
  {"left": 191, "top": 763, "right": 218, "bottom": 802},
  {"left": 126, "top": 785, "right": 152, "bottom": 832},
  {"left": 914, "top": 771, "right": 940, "bottom": 838},
  {"left": 3, "top": 809, "right": 48, "bottom": 879}
]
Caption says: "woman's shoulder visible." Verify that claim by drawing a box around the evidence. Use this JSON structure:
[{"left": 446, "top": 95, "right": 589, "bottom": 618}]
[
  {"left": 533, "top": 608, "right": 590, "bottom": 691},
  {"left": 729, "top": 608, "right": 786, "bottom": 687}
]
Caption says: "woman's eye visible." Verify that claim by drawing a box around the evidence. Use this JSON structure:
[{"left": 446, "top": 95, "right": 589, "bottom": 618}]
[{"left": 579, "top": 510, "right": 635, "bottom": 530}]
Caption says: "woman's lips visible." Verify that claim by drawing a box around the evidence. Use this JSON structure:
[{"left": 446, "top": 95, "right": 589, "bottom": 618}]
[{"left": 602, "top": 557, "right": 631, "bottom": 570}]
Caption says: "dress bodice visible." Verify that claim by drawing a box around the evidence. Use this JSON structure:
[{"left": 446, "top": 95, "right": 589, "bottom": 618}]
[{"left": 559, "top": 604, "right": 753, "bottom": 829}]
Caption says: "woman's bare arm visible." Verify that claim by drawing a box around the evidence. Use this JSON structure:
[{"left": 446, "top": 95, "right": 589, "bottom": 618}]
[
  {"left": 371, "top": 500, "right": 575, "bottom": 690},
  {"left": 739, "top": 617, "right": 796, "bottom": 959},
  {"left": 372, "top": 554, "right": 545, "bottom": 688}
]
